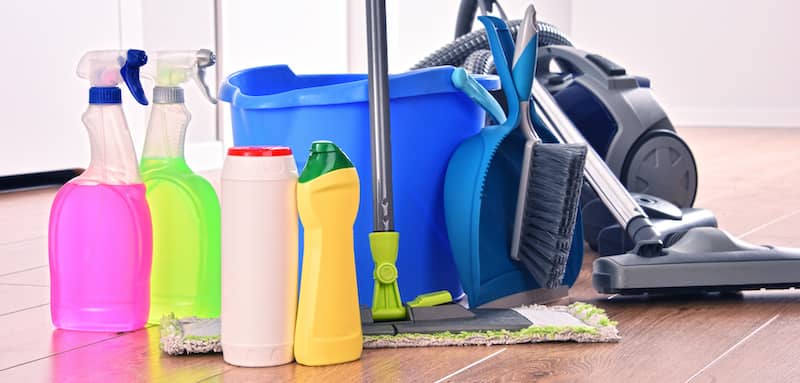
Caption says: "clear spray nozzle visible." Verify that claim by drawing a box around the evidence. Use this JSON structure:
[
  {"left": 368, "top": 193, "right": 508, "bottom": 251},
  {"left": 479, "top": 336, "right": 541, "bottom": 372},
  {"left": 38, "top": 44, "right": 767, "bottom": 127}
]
[
  {"left": 147, "top": 49, "right": 217, "bottom": 104},
  {"left": 77, "top": 49, "right": 149, "bottom": 105}
]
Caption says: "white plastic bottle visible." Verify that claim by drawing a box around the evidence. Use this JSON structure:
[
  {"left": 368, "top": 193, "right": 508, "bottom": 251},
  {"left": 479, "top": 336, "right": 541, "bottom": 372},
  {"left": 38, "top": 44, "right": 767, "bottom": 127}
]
[{"left": 221, "top": 146, "right": 298, "bottom": 367}]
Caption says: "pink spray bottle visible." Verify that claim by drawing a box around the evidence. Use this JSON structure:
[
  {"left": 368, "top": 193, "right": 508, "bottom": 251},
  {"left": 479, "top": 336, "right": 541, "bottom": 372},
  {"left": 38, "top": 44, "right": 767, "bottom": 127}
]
[{"left": 49, "top": 50, "right": 152, "bottom": 332}]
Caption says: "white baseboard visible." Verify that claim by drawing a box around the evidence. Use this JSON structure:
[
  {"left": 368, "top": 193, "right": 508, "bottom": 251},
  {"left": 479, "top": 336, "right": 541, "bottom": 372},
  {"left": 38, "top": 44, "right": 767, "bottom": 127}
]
[
  {"left": 668, "top": 107, "right": 800, "bottom": 128},
  {"left": 186, "top": 141, "right": 224, "bottom": 171}
]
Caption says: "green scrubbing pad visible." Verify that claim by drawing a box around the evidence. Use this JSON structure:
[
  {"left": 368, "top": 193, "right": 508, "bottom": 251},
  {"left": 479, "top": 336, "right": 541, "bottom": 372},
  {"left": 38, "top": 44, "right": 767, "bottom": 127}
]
[{"left": 159, "top": 302, "right": 619, "bottom": 355}]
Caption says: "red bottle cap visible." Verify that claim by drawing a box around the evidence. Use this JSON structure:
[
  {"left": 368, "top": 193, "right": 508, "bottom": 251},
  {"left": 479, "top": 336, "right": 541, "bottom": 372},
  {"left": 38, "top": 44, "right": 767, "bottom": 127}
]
[{"left": 227, "top": 146, "right": 292, "bottom": 157}]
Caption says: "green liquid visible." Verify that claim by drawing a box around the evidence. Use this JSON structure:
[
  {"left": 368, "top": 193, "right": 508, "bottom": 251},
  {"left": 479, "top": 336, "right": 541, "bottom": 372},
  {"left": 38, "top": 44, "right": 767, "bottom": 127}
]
[{"left": 141, "top": 157, "right": 221, "bottom": 323}]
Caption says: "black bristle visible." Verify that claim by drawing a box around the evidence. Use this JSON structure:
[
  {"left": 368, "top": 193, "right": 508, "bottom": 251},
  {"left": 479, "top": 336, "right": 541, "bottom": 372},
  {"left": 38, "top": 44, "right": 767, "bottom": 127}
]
[{"left": 516, "top": 143, "right": 587, "bottom": 288}]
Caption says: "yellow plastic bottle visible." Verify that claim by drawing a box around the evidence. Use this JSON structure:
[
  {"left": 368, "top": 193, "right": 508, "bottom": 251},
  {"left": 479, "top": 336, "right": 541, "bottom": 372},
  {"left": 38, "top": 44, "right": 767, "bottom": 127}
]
[{"left": 294, "top": 141, "right": 362, "bottom": 366}]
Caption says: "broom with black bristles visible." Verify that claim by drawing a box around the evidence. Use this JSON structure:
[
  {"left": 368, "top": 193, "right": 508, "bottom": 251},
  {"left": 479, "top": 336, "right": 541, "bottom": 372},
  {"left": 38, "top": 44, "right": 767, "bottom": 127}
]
[{"left": 509, "top": 5, "right": 588, "bottom": 288}]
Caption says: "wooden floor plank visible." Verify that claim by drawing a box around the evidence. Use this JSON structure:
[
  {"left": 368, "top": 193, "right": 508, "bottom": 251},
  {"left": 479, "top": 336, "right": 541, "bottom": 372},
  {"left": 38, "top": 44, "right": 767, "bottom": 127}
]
[
  {"left": 0, "top": 188, "right": 54, "bottom": 245},
  {"left": 0, "top": 305, "right": 123, "bottom": 372},
  {"left": 691, "top": 301, "right": 800, "bottom": 383},
  {"left": 206, "top": 347, "right": 503, "bottom": 383},
  {"left": 741, "top": 209, "right": 800, "bottom": 242},
  {"left": 0, "top": 284, "right": 48, "bottom": 316},
  {"left": 680, "top": 127, "right": 800, "bottom": 209},
  {"left": 0, "top": 238, "right": 48, "bottom": 276},
  {"left": 0, "top": 325, "right": 230, "bottom": 383},
  {"left": 0, "top": 265, "right": 49, "bottom": 287},
  {"left": 698, "top": 192, "right": 800, "bottom": 237},
  {"left": 449, "top": 291, "right": 800, "bottom": 382}
]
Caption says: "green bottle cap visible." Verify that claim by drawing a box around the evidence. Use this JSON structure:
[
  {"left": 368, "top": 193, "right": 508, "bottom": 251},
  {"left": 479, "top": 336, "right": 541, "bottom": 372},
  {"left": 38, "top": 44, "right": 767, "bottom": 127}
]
[{"left": 298, "top": 141, "right": 354, "bottom": 183}]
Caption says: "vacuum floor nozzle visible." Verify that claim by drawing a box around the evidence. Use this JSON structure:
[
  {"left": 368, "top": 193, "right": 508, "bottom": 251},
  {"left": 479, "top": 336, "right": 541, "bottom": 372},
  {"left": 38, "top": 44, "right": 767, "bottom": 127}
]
[{"left": 593, "top": 227, "right": 800, "bottom": 295}]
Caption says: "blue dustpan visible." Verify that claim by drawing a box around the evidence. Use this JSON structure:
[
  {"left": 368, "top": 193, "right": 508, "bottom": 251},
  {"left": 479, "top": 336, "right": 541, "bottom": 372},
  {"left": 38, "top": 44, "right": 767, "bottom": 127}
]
[
  {"left": 445, "top": 15, "right": 584, "bottom": 307},
  {"left": 443, "top": 15, "right": 530, "bottom": 307}
]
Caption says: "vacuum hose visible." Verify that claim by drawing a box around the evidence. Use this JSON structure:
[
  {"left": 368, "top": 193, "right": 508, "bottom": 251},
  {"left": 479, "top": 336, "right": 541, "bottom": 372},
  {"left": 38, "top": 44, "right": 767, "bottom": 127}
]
[{"left": 411, "top": 20, "right": 572, "bottom": 70}]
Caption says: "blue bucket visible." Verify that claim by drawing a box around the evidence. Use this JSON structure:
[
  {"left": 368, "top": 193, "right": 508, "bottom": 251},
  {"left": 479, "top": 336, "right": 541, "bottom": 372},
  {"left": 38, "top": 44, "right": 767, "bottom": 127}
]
[{"left": 219, "top": 65, "right": 500, "bottom": 305}]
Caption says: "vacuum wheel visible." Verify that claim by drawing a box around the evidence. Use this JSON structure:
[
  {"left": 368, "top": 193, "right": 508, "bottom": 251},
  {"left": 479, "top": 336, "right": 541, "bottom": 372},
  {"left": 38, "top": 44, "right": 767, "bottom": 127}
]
[{"left": 621, "top": 129, "right": 698, "bottom": 208}]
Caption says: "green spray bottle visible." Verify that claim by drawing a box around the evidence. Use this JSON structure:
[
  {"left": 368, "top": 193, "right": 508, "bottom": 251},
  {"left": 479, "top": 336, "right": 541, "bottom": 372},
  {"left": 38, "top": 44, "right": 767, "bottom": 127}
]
[{"left": 141, "top": 49, "right": 220, "bottom": 323}]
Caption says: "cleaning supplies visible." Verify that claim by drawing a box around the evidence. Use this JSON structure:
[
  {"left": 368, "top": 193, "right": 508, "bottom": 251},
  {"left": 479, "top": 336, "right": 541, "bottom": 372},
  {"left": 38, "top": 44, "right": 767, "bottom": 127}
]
[
  {"left": 294, "top": 141, "right": 362, "bottom": 366},
  {"left": 218, "top": 65, "right": 496, "bottom": 305},
  {"left": 140, "top": 49, "right": 220, "bottom": 324},
  {"left": 220, "top": 146, "right": 298, "bottom": 367},
  {"left": 49, "top": 49, "right": 151, "bottom": 332},
  {"left": 509, "top": 6, "right": 587, "bottom": 288},
  {"left": 443, "top": 14, "right": 530, "bottom": 307}
]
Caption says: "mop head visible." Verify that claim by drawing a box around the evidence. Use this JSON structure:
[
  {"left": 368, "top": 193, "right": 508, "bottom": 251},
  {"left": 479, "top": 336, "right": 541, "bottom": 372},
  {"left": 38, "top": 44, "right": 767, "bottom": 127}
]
[
  {"left": 159, "top": 302, "right": 618, "bottom": 355},
  {"left": 159, "top": 313, "right": 222, "bottom": 355},
  {"left": 515, "top": 143, "right": 588, "bottom": 288},
  {"left": 364, "top": 302, "right": 618, "bottom": 348}
]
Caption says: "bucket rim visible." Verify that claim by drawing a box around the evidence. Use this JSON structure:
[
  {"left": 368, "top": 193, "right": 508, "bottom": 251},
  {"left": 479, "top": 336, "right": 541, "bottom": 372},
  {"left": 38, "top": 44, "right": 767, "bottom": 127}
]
[{"left": 219, "top": 64, "right": 500, "bottom": 110}]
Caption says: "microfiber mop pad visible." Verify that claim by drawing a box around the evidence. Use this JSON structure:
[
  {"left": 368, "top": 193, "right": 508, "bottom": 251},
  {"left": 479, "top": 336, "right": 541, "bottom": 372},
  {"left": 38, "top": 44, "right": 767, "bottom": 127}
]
[
  {"left": 364, "top": 302, "right": 619, "bottom": 348},
  {"left": 159, "top": 313, "right": 222, "bottom": 355},
  {"left": 159, "top": 302, "right": 619, "bottom": 355}
]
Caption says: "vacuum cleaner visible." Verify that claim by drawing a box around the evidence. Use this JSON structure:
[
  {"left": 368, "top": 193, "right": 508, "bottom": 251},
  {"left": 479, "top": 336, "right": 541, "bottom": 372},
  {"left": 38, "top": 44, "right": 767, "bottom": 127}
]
[
  {"left": 530, "top": 80, "right": 800, "bottom": 295},
  {"left": 414, "top": 0, "right": 717, "bottom": 257},
  {"left": 417, "top": 0, "right": 800, "bottom": 295},
  {"left": 534, "top": 46, "right": 719, "bottom": 255}
]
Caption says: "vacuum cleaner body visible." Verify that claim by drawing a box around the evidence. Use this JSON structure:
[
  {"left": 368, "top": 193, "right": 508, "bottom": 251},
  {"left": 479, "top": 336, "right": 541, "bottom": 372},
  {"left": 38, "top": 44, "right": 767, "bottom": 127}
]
[
  {"left": 531, "top": 74, "right": 800, "bottom": 297},
  {"left": 536, "top": 45, "right": 714, "bottom": 254}
]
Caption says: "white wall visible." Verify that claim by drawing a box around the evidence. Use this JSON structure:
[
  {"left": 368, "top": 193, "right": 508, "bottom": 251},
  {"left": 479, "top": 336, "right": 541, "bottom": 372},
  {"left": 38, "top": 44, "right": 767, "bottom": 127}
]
[
  {"left": 0, "top": 0, "right": 222, "bottom": 177},
  {"left": 140, "top": 0, "right": 221, "bottom": 170},
  {"left": 218, "top": 0, "right": 351, "bottom": 148},
  {"left": 345, "top": 0, "right": 800, "bottom": 128},
  {"left": 0, "top": 0, "right": 145, "bottom": 177},
  {"left": 346, "top": 0, "right": 573, "bottom": 73},
  {"left": 570, "top": 0, "right": 800, "bottom": 128}
]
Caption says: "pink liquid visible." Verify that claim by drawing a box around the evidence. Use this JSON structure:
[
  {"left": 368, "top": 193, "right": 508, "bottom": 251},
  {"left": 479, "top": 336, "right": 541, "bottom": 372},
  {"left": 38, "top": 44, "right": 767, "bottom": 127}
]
[{"left": 49, "top": 183, "right": 152, "bottom": 332}]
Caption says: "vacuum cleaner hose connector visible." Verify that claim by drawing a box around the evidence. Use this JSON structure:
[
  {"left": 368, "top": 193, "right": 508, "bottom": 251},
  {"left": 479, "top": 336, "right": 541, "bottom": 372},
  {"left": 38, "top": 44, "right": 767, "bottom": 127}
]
[{"left": 627, "top": 217, "right": 664, "bottom": 257}]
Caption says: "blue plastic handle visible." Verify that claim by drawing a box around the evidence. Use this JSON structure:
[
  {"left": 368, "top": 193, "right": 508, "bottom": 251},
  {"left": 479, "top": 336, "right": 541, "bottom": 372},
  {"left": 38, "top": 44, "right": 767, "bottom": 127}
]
[
  {"left": 510, "top": 6, "right": 539, "bottom": 102},
  {"left": 451, "top": 67, "right": 506, "bottom": 124},
  {"left": 511, "top": 33, "right": 538, "bottom": 102},
  {"left": 121, "top": 49, "right": 149, "bottom": 105},
  {"left": 478, "top": 15, "right": 520, "bottom": 128}
]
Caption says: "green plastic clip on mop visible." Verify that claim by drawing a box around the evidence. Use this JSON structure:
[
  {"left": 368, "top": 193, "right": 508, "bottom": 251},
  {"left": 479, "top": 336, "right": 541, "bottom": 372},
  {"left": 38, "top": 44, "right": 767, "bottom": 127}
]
[{"left": 140, "top": 49, "right": 221, "bottom": 324}]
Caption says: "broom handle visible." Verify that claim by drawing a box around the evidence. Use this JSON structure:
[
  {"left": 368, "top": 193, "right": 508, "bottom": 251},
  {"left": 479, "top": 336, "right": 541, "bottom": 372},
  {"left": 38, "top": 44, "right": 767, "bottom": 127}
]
[{"left": 366, "top": 0, "right": 394, "bottom": 231}]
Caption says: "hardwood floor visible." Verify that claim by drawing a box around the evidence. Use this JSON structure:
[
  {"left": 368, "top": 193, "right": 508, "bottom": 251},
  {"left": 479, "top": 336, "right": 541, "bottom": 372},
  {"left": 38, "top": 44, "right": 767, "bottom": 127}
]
[{"left": 1, "top": 127, "right": 799, "bottom": 382}]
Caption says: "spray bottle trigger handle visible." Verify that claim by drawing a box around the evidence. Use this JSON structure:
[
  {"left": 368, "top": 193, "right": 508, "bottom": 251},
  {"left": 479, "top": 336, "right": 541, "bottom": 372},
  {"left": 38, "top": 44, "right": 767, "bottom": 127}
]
[
  {"left": 121, "top": 49, "right": 149, "bottom": 105},
  {"left": 194, "top": 49, "right": 217, "bottom": 104}
]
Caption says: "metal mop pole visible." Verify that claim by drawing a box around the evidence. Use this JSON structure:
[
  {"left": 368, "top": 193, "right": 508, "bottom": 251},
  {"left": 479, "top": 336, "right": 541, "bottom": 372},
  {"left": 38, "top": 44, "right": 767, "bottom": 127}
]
[
  {"left": 366, "top": 0, "right": 406, "bottom": 321},
  {"left": 366, "top": 0, "right": 394, "bottom": 232}
]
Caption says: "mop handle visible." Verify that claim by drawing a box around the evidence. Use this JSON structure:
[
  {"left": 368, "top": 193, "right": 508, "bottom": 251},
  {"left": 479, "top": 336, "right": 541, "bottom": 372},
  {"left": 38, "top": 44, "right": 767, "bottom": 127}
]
[{"left": 366, "top": 0, "right": 395, "bottom": 232}]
